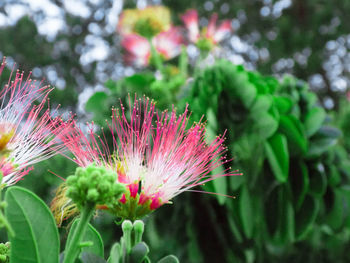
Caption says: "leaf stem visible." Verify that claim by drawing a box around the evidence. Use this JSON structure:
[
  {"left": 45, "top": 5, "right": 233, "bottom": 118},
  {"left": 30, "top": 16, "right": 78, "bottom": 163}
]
[{"left": 63, "top": 203, "right": 95, "bottom": 263}]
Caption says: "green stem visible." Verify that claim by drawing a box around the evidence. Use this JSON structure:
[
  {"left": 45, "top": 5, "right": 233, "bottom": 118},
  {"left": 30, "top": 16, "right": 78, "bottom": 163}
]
[
  {"left": 149, "top": 40, "right": 164, "bottom": 73},
  {"left": 63, "top": 203, "right": 95, "bottom": 263}
]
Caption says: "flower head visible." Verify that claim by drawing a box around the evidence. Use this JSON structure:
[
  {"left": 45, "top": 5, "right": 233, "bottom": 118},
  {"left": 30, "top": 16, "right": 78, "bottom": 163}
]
[
  {"left": 181, "top": 9, "right": 232, "bottom": 49},
  {"left": 121, "top": 27, "right": 184, "bottom": 67},
  {"left": 153, "top": 27, "right": 184, "bottom": 60},
  {"left": 53, "top": 97, "right": 238, "bottom": 220},
  {"left": 117, "top": 6, "right": 171, "bottom": 38},
  {"left": 121, "top": 34, "right": 151, "bottom": 67},
  {"left": 0, "top": 57, "right": 70, "bottom": 185},
  {"left": 181, "top": 9, "right": 200, "bottom": 43}
]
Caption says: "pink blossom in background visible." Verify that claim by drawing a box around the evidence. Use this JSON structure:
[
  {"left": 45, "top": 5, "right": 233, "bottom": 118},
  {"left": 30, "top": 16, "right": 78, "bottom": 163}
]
[
  {"left": 181, "top": 9, "right": 232, "bottom": 45},
  {"left": 0, "top": 57, "right": 71, "bottom": 185},
  {"left": 121, "top": 27, "right": 184, "bottom": 66},
  {"left": 121, "top": 34, "right": 151, "bottom": 67},
  {"left": 153, "top": 27, "right": 184, "bottom": 60},
  {"left": 181, "top": 9, "right": 200, "bottom": 43},
  {"left": 206, "top": 13, "right": 232, "bottom": 44}
]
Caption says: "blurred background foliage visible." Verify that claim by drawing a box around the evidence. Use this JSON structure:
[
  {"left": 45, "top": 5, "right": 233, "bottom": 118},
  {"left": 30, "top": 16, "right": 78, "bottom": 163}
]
[{"left": 1, "top": 0, "right": 350, "bottom": 262}]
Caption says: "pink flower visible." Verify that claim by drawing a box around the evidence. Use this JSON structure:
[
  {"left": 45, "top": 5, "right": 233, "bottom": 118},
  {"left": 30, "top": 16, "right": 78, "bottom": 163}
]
[
  {"left": 56, "top": 97, "right": 239, "bottom": 219},
  {"left": 181, "top": 9, "right": 232, "bottom": 45},
  {"left": 121, "top": 34, "right": 151, "bottom": 67},
  {"left": 206, "top": 13, "right": 232, "bottom": 44},
  {"left": 0, "top": 57, "right": 71, "bottom": 185},
  {"left": 153, "top": 27, "right": 184, "bottom": 60},
  {"left": 181, "top": 9, "right": 200, "bottom": 43},
  {"left": 121, "top": 27, "right": 183, "bottom": 66}
]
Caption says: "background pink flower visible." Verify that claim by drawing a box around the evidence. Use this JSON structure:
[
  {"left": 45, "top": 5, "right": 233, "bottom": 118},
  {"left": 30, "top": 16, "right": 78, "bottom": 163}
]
[
  {"left": 121, "top": 27, "right": 184, "bottom": 66},
  {"left": 153, "top": 27, "right": 184, "bottom": 60},
  {"left": 181, "top": 9, "right": 232, "bottom": 45},
  {"left": 181, "top": 9, "right": 200, "bottom": 43},
  {"left": 121, "top": 34, "right": 151, "bottom": 67}
]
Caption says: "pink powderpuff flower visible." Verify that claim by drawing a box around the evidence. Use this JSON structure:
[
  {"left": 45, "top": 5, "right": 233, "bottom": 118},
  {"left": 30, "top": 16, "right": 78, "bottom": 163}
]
[
  {"left": 152, "top": 27, "right": 184, "bottom": 60},
  {"left": 206, "top": 13, "right": 232, "bottom": 44},
  {"left": 121, "top": 27, "right": 184, "bottom": 67},
  {"left": 121, "top": 34, "right": 151, "bottom": 67},
  {"left": 55, "top": 97, "right": 239, "bottom": 219},
  {"left": 0, "top": 57, "right": 71, "bottom": 186},
  {"left": 181, "top": 9, "right": 232, "bottom": 45},
  {"left": 181, "top": 9, "right": 200, "bottom": 43}
]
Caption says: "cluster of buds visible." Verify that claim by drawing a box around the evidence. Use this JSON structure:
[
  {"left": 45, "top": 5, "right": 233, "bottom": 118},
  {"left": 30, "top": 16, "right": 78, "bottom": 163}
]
[
  {"left": 66, "top": 165, "right": 125, "bottom": 209},
  {"left": 117, "top": 6, "right": 233, "bottom": 67}
]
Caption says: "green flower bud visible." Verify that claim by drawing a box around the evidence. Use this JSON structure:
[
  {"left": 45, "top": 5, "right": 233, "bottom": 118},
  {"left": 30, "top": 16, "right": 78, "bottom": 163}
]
[
  {"left": 66, "top": 164, "right": 126, "bottom": 209},
  {"left": 0, "top": 242, "right": 10, "bottom": 263},
  {"left": 133, "top": 220, "right": 144, "bottom": 244}
]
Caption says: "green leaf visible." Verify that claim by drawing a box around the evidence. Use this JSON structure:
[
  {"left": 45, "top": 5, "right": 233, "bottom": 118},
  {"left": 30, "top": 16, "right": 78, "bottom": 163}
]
[
  {"left": 80, "top": 252, "right": 107, "bottom": 263},
  {"left": 273, "top": 96, "right": 293, "bottom": 114},
  {"left": 264, "top": 186, "right": 294, "bottom": 243},
  {"left": 307, "top": 164, "right": 327, "bottom": 197},
  {"left": 251, "top": 95, "right": 272, "bottom": 114},
  {"left": 157, "top": 255, "right": 179, "bottom": 263},
  {"left": 325, "top": 189, "right": 344, "bottom": 231},
  {"left": 295, "top": 195, "right": 319, "bottom": 240},
  {"left": 226, "top": 205, "right": 243, "bottom": 243},
  {"left": 130, "top": 242, "right": 149, "bottom": 263},
  {"left": 340, "top": 186, "right": 350, "bottom": 228},
  {"left": 211, "top": 168, "right": 227, "bottom": 205},
  {"left": 239, "top": 186, "right": 253, "bottom": 238},
  {"left": 66, "top": 218, "right": 104, "bottom": 258},
  {"left": 265, "top": 133, "right": 289, "bottom": 183},
  {"left": 304, "top": 107, "right": 326, "bottom": 137},
  {"left": 265, "top": 186, "right": 280, "bottom": 237},
  {"left": 328, "top": 165, "right": 341, "bottom": 187},
  {"left": 230, "top": 175, "right": 244, "bottom": 191},
  {"left": 105, "top": 79, "right": 117, "bottom": 92},
  {"left": 279, "top": 115, "right": 308, "bottom": 155},
  {"left": 204, "top": 109, "right": 227, "bottom": 205},
  {"left": 290, "top": 161, "right": 309, "bottom": 209},
  {"left": 306, "top": 127, "right": 340, "bottom": 157},
  {"left": 5, "top": 186, "right": 59, "bottom": 263},
  {"left": 239, "top": 83, "right": 257, "bottom": 108},
  {"left": 108, "top": 243, "right": 121, "bottom": 263},
  {"left": 123, "top": 73, "right": 155, "bottom": 89},
  {"left": 264, "top": 76, "right": 279, "bottom": 93},
  {"left": 279, "top": 199, "right": 295, "bottom": 243},
  {"left": 85, "top": 92, "right": 109, "bottom": 113},
  {"left": 252, "top": 113, "right": 278, "bottom": 139}
]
